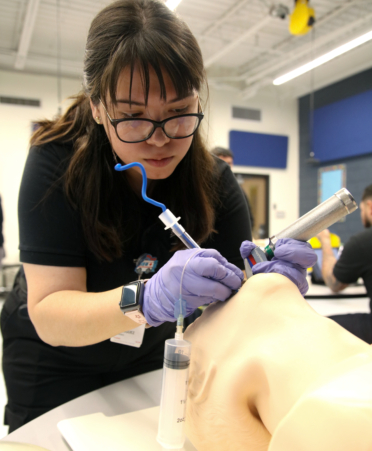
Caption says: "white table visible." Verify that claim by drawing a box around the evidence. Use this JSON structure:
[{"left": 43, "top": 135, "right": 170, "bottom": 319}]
[
  {"left": 306, "top": 282, "right": 367, "bottom": 298},
  {"left": 2, "top": 370, "right": 164, "bottom": 451},
  {"left": 305, "top": 282, "right": 370, "bottom": 316}
]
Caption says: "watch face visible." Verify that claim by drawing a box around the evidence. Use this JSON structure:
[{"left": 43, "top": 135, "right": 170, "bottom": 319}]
[{"left": 121, "top": 284, "right": 138, "bottom": 308}]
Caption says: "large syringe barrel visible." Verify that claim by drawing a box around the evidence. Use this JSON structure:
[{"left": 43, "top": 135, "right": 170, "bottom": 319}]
[
  {"left": 265, "top": 188, "right": 357, "bottom": 258},
  {"left": 157, "top": 338, "right": 191, "bottom": 449}
]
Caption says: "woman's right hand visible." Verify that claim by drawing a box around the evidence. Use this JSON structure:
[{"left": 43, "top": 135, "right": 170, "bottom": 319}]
[{"left": 142, "top": 248, "right": 244, "bottom": 327}]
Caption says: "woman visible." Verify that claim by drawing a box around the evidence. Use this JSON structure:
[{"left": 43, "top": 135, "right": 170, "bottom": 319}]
[{"left": 1, "top": 0, "right": 252, "bottom": 432}]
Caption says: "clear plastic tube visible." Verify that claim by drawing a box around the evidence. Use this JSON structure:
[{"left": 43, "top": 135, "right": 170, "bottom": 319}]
[
  {"left": 157, "top": 338, "right": 191, "bottom": 449},
  {"left": 174, "top": 227, "right": 200, "bottom": 250},
  {"left": 158, "top": 209, "right": 200, "bottom": 250}
]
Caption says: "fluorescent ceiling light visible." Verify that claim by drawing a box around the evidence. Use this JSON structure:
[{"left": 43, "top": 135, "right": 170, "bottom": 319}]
[
  {"left": 165, "top": 0, "right": 182, "bottom": 11},
  {"left": 273, "top": 30, "right": 372, "bottom": 85}
]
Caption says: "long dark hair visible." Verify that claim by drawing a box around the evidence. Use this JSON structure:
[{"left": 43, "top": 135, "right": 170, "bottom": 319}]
[{"left": 31, "top": 0, "right": 219, "bottom": 261}]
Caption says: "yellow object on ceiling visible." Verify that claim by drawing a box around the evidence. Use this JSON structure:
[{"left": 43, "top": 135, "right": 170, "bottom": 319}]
[{"left": 289, "top": 0, "right": 316, "bottom": 36}]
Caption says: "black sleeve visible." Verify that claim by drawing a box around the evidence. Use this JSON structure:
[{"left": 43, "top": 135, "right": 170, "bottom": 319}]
[
  {"left": 0, "top": 195, "right": 3, "bottom": 247},
  {"left": 203, "top": 159, "right": 252, "bottom": 270},
  {"left": 18, "top": 144, "right": 86, "bottom": 267},
  {"left": 333, "top": 234, "right": 364, "bottom": 284}
]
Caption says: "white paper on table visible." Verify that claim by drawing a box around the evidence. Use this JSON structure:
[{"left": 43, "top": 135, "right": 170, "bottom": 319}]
[{"left": 58, "top": 406, "right": 197, "bottom": 451}]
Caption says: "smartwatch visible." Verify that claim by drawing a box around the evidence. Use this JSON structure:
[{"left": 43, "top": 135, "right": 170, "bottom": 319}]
[{"left": 119, "top": 280, "right": 148, "bottom": 325}]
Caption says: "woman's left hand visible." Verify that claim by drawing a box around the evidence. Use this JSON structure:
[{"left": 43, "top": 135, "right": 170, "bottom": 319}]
[{"left": 240, "top": 238, "right": 317, "bottom": 296}]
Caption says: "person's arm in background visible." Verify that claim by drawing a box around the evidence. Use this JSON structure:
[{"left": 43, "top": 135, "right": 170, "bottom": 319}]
[{"left": 317, "top": 229, "right": 348, "bottom": 293}]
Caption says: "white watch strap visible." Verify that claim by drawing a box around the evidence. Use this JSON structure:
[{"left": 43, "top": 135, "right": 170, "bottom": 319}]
[{"left": 125, "top": 309, "right": 148, "bottom": 325}]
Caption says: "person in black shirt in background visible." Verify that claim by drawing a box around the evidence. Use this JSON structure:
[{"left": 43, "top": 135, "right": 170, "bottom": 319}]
[
  {"left": 211, "top": 146, "right": 234, "bottom": 168},
  {"left": 317, "top": 184, "right": 372, "bottom": 343},
  {"left": 1, "top": 0, "right": 313, "bottom": 433},
  {"left": 211, "top": 146, "right": 255, "bottom": 229}
]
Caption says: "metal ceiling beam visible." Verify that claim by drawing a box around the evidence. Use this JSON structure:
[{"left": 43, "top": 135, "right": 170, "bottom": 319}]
[
  {"left": 200, "top": 0, "right": 251, "bottom": 38},
  {"left": 14, "top": 0, "right": 41, "bottom": 70},
  {"left": 204, "top": 15, "right": 273, "bottom": 68},
  {"left": 240, "top": 0, "right": 365, "bottom": 81},
  {"left": 241, "top": 13, "right": 372, "bottom": 97},
  {"left": 208, "top": 0, "right": 364, "bottom": 83},
  {"left": 263, "top": 0, "right": 363, "bottom": 54},
  {"left": 244, "top": 11, "right": 372, "bottom": 86}
]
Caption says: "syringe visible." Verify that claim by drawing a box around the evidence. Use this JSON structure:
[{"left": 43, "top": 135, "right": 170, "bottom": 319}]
[
  {"left": 114, "top": 162, "right": 197, "bottom": 448},
  {"left": 157, "top": 252, "right": 196, "bottom": 449},
  {"left": 157, "top": 332, "right": 191, "bottom": 449},
  {"left": 158, "top": 209, "right": 200, "bottom": 250}
]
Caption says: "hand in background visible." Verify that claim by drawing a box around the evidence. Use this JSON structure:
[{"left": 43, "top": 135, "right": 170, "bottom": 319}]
[{"left": 317, "top": 229, "right": 331, "bottom": 244}]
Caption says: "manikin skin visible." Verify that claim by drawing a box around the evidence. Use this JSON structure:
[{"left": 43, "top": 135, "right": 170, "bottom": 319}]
[{"left": 184, "top": 273, "right": 372, "bottom": 451}]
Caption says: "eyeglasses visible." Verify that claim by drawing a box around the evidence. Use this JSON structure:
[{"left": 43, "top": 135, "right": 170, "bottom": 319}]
[
  {"left": 100, "top": 99, "right": 204, "bottom": 143},
  {"left": 99, "top": 99, "right": 204, "bottom": 143}
]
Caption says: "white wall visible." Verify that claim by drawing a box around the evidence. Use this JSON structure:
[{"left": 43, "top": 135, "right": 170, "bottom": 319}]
[
  {"left": 206, "top": 87, "right": 299, "bottom": 238},
  {"left": 0, "top": 70, "right": 299, "bottom": 263},
  {"left": 0, "top": 70, "right": 82, "bottom": 263}
]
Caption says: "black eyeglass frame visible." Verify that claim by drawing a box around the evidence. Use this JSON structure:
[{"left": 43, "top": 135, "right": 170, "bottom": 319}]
[{"left": 99, "top": 99, "right": 204, "bottom": 144}]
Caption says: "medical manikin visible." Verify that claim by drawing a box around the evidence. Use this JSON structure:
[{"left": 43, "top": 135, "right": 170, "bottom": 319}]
[{"left": 184, "top": 273, "right": 372, "bottom": 451}]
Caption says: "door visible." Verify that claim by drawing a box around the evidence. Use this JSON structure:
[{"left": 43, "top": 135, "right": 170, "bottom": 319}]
[{"left": 235, "top": 174, "right": 269, "bottom": 240}]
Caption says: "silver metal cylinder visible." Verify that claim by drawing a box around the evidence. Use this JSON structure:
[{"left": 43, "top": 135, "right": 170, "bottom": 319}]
[{"left": 270, "top": 188, "right": 357, "bottom": 247}]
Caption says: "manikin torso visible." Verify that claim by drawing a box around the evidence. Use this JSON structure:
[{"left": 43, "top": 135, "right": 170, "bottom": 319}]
[{"left": 184, "top": 274, "right": 372, "bottom": 451}]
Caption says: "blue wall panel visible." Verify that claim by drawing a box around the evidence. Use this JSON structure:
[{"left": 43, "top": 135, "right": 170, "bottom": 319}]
[
  {"left": 229, "top": 130, "right": 288, "bottom": 168},
  {"left": 299, "top": 68, "right": 372, "bottom": 244},
  {"left": 313, "top": 89, "right": 372, "bottom": 162}
]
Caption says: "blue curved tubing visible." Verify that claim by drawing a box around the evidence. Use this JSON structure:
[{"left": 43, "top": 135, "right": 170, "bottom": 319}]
[
  {"left": 115, "top": 162, "right": 199, "bottom": 250},
  {"left": 114, "top": 162, "right": 166, "bottom": 212}
]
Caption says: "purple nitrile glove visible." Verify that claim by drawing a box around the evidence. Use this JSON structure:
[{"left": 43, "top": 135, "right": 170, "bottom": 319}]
[
  {"left": 240, "top": 238, "right": 317, "bottom": 296},
  {"left": 142, "top": 248, "right": 244, "bottom": 327}
]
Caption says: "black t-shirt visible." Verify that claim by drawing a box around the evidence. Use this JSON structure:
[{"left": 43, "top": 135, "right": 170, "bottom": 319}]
[
  {"left": 333, "top": 227, "right": 372, "bottom": 306},
  {"left": 17, "top": 142, "right": 251, "bottom": 371}
]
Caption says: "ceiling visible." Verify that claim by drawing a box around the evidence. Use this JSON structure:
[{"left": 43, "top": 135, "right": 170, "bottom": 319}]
[{"left": 1, "top": 0, "right": 372, "bottom": 99}]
